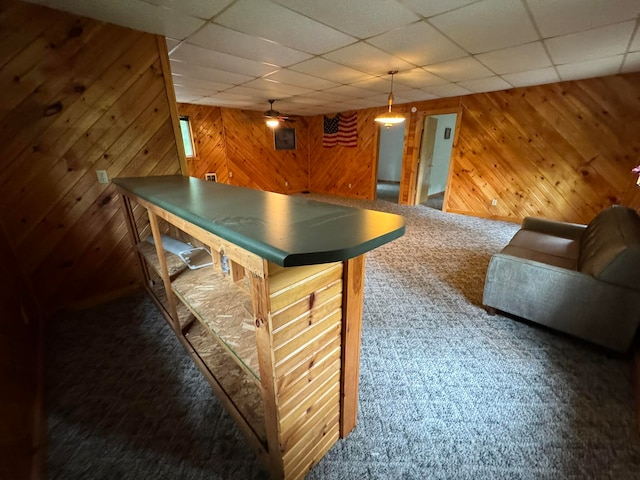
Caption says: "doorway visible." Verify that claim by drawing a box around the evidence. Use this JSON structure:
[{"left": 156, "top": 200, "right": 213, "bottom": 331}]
[
  {"left": 376, "top": 123, "right": 405, "bottom": 203},
  {"left": 415, "top": 113, "right": 457, "bottom": 210}
]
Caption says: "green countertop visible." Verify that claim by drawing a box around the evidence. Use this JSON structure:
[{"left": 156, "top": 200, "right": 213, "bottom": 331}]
[{"left": 113, "top": 176, "right": 405, "bottom": 267}]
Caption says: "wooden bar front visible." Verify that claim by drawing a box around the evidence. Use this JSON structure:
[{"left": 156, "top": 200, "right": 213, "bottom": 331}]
[{"left": 113, "top": 176, "right": 404, "bottom": 479}]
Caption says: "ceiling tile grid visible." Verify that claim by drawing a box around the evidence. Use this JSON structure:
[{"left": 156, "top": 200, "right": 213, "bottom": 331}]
[{"left": 23, "top": 0, "right": 640, "bottom": 115}]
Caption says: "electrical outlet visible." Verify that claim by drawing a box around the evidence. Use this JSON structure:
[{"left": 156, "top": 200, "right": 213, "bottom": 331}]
[
  {"left": 491, "top": 198, "right": 498, "bottom": 206},
  {"left": 348, "top": 183, "right": 352, "bottom": 189},
  {"left": 284, "top": 181, "right": 288, "bottom": 187},
  {"left": 96, "top": 170, "right": 109, "bottom": 184},
  {"left": 229, "top": 171, "right": 233, "bottom": 178}
]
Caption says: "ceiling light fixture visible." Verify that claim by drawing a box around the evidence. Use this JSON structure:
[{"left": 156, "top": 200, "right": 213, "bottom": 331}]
[
  {"left": 266, "top": 118, "right": 280, "bottom": 128},
  {"left": 375, "top": 70, "right": 405, "bottom": 128}
]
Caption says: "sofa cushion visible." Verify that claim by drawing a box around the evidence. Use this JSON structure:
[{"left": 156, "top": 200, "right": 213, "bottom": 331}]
[
  {"left": 509, "top": 229, "right": 581, "bottom": 260},
  {"left": 578, "top": 205, "right": 640, "bottom": 289},
  {"left": 500, "top": 244, "right": 577, "bottom": 270}
]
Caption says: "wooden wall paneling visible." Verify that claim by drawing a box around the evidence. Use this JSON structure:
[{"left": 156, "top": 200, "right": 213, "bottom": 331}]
[
  {"left": 177, "top": 103, "right": 230, "bottom": 182},
  {"left": 439, "top": 74, "right": 640, "bottom": 223},
  {"left": 222, "top": 108, "right": 310, "bottom": 193},
  {"left": 0, "top": 0, "right": 183, "bottom": 312},
  {"left": 156, "top": 36, "right": 188, "bottom": 176},
  {"left": 309, "top": 108, "right": 378, "bottom": 199}
]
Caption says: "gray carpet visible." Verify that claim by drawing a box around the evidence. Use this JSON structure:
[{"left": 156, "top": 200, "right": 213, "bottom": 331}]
[{"left": 46, "top": 196, "right": 640, "bottom": 479}]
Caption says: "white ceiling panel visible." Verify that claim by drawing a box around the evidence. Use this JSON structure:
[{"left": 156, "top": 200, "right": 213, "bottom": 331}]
[
  {"left": 214, "top": 0, "right": 356, "bottom": 55},
  {"left": 263, "top": 70, "right": 340, "bottom": 90},
  {"left": 393, "top": 68, "right": 448, "bottom": 88},
  {"left": 622, "top": 52, "right": 640, "bottom": 73},
  {"left": 170, "top": 59, "right": 255, "bottom": 84},
  {"left": 425, "top": 84, "right": 473, "bottom": 97},
  {"left": 142, "top": 0, "right": 234, "bottom": 20},
  {"left": 24, "top": 0, "right": 640, "bottom": 115},
  {"left": 556, "top": 55, "right": 624, "bottom": 81},
  {"left": 398, "top": 0, "right": 480, "bottom": 17},
  {"left": 500, "top": 67, "right": 561, "bottom": 87},
  {"left": 423, "top": 57, "right": 494, "bottom": 82},
  {"left": 430, "top": 0, "right": 538, "bottom": 54},
  {"left": 289, "top": 58, "right": 370, "bottom": 84},
  {"left": 458, "top": 76, "right": 512, "bottom": 93},
  {"left": 546, "top": 21, "right": 636, "bottom": 65},
  {"left": 476, "top": 42, "right": 552, "bottom": 74},
  {"left": 272, "top": 0, "right": 419, "bottom": 38},
  {"left": 367, "top": 21, "right": 467, "bottom": 66},
  {"left": 172, "top": 43, "right": 279, "bottom": 77},
  {"left": 526, "top": 0, "right": 640, "bottom": 38},
  {"left": 323, "top": 42, "right": 413, "bottom": 75},
  {"left": 188, "top": 23, "right": 312, "bottom": 66}
]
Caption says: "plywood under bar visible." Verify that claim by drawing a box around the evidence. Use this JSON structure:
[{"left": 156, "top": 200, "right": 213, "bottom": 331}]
[
  {"left": 137, "top": 240, "right": 188, "bottom": 279},
  {"left": 184, "top": 320, "right": 267, "bottom": 444},
  {"left": 145, "top": 262, "right": 195, "bottom": 331},
  {"left": 171, "top": 266, "right": 260, "bottom": 383}
]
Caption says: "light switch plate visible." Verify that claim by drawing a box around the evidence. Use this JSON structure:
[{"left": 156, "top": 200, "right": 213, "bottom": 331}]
[{"left": 96, "top": 170, "right": 109, "bottom": 184}]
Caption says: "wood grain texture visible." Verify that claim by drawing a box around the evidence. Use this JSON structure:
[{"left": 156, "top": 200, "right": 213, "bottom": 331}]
[
  {"left": 441, "top": 74, "right": 640, "bottom": 223},
  {"left": 0, "top": 0, "right": 182, "bottom": 313}
]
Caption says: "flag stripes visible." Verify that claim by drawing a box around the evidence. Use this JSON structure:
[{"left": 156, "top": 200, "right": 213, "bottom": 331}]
[{"left": 323, "top": 112, "right": 357, "bottom": 148}]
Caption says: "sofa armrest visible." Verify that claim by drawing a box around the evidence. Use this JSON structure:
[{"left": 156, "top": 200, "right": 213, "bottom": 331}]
[
  {"left": 521, "top": 217, "right": 586, "bottom": 240},
  {"left": 483, "top": 253, "right": 640, "bottom": 352}
]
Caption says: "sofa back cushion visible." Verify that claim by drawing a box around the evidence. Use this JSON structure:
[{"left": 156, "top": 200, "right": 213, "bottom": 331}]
[{"left": 578, "top": 205, "right": 640, "bottom": 289}]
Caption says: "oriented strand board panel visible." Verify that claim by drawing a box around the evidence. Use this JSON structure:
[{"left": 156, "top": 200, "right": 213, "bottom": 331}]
[{"left": 0, "top": 0, "right": 182, "bottom": 313}]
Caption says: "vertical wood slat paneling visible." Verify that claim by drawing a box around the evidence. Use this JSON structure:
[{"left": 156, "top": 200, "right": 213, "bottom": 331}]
[{"left": 0, "top": 0, "right": 182, "bottom": 312}]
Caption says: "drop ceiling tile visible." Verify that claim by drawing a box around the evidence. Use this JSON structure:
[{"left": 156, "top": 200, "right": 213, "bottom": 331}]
[
  {"left": 263, "top": 70, "right": 340, "bottom": 90},
  {"left": 171, "top": 74, "right": 233, "bottom": 91},
  {"left": 367, "top": 21, "right": 467, "bottom": 66},
  {"left": 173, "top": 86, "right": 211, "bottom": 101},
  {"left": 322, "top": 85, "right": 381, "bottom": 98},
  {"left": 172, "top": 43, "right": 278, "bottom": 78},
  {"left": 170, "top": 59, "right": 254, "bottom": 84},
  {"left": 395, "top": 88, "right": 439, "bottom": 101},
  {"left": 399, "top": 0, "right": 479, "bottom": 17},
  {"left": 500, "top": 67, "right": 560, "bottom": 87},
  {"left": 621, "top": 52, "right": 640, "bottom": 73},
  {"left": 188, "top": 23, "right": 311, "bottom": 66},
  {"left": 304, "top": 91, "right": 352, "bottom": 102},
  {"left": 628, "top": 24, "right": 640, "bottom": 51},
  {"left": 457, "top": 76, "right": 512, "bottom": 93},
  {"left": 166, "top": 37, "right": 181, "bottom": 53},
  {"left": 272, "top": 0, "right": 419, "bottom": 39},
  {"left": 546, "top": 21, "right": 635, "bottom": 65},
  {"left": 289, "top": 58, "right": 370, "bottom": 84},
  {"left": 142, "top": 0, "right": 234, "bottom": 20},
  {"left": 214, "top": 0, "right": 356, "bottom": 55},
  {"left": 242, "top": 78, "right": 314, "bottom": 96},
  {"left": 323, "top": 42, "right": 413, "bottom": 75},
  {"left": 476, "top": 42, "right": 551, "bottom": 74},
  {"left": 351, "top": 76, "right": 413, "bottom": 93},
  {"left": 429, "top": 0, "right": 538, "bottom": 54},
  {"left": 526, "top": 0, "right": 640, "bottom": 38},
  {"left": 393, "top": 68, "right": 449, "bottom": 88},
  {"left": 199, "top": 96, "right": 256, "bottom": 107},
  {"left": 423, "top": 57, "right": 493, "bottom": 82},
  {"left": 425, "top": 83, "right": 473, "bottom": 97},
  {"left": 556, "top": 55, "right": 624, "bottom": 80},
  {"left": 226, "top": 85, "right": 274, "bottom": 98}
]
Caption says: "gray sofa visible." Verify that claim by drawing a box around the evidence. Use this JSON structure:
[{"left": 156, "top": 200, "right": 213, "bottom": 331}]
[{"left": 483, "top": 205, "right": 640, "bottom": 352}]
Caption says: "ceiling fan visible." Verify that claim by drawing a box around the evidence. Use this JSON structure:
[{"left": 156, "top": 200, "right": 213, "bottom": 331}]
[{"left": 264, "top": 99, "right": 292, "bottom": 127}]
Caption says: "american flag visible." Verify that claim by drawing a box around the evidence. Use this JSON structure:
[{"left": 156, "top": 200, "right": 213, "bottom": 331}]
[
  {"left": 323, "top": 112, "right": 358, "bottom": 148},
  {"left": 337, "top": 111, "right": 357, "bottom": 147},
  {"left": 323, "top": 114, "right": 340, "bottom": 147}
]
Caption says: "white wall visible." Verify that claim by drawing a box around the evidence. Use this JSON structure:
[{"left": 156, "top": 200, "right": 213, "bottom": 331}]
[
  {"left": 377, "top": 123, "right": 405, "bottom": 182},
  {"left": 428, "top": 113, "right": 456, "bottom": 195}
]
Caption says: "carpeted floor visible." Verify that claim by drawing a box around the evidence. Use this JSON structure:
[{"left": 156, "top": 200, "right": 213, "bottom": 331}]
[{"left": 46, "top": 195, "right": 640, "bottom": 479}]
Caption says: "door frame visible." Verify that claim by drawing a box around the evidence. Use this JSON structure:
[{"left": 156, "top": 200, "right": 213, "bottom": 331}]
[{"left": 398, "top": 105, "right": 462, "bottom": 207}]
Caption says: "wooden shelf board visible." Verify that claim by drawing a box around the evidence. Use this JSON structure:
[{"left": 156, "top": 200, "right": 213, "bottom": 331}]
[
  {"left": 172, "top": 266, "right": 260, "bottom": 383},
  {"left": 184, "top": 320, "right": 267, "bottom": 445},
  {"left": 137, "top": 240, "right": 188, "bottom": 279}
]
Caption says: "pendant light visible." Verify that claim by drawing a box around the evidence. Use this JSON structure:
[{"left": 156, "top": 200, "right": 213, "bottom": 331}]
[{"left": 374, "top": 70, "right": 405, "bottom": 127}]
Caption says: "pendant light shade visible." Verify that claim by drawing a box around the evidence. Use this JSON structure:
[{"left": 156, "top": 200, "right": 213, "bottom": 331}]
[{"left": 374, "top": 70, "right": 405, "bottom": 127}]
